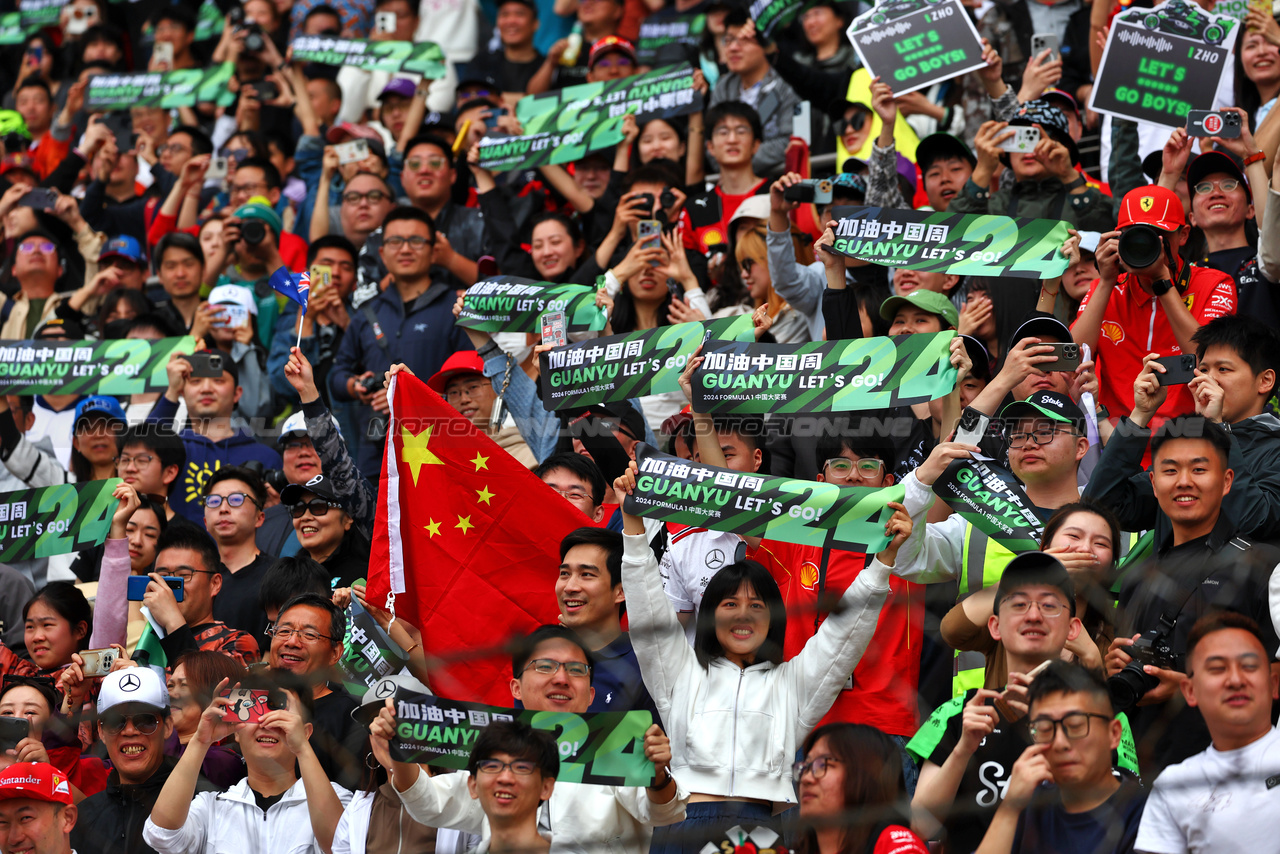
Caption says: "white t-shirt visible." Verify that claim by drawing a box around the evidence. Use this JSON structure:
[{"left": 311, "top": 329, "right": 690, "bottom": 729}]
[
  {"left": 29, "top": 399, "right": 76, "bottom": 469},
  {"left": 1136, "top": 725, "right": 1280, "bottom": 853},
  {"left": 657, "top": 525, "right": 745, "bottom": 645}
]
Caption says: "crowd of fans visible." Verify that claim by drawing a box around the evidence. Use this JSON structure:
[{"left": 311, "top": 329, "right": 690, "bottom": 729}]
[{"left": 0, "top": 0, "right": 1279, "bottom": 852}]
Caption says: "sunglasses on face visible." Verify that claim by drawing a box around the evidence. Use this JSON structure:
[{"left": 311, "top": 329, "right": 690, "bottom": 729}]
[
  {"left": 290, "top": 498, "right": 342, "bottom": 518},
  {"left": 100, "top": 712, "right": 161, "bottom": 735},
  {"left": 833, "top": 112, "right": 868, "bottom": 137}
]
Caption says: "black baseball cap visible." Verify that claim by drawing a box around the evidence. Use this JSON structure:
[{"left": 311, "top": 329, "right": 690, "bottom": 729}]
[
  {"left": 1008, "top": 311, "right": 1072, "bottom": 351},
  {"left": 960, "top": 334, "right": 992, "bottom": 381},
  {"left": 994, "top": 552, "right": 1076, "bottom": 616},
  {"left": 1187, "top": 150, "right": 1248, "bottom": 193},
  {"left": 576, "top": 402, "right": 645, "bottom": 442},
  {"left": 280, "top": 473, "right": 351, "bottom": 512},
  {"left": 1000, "top": 390, "right": 1085, "bottom": 429},
  {"left": 915, "top": 132, "right": 976, "bottom": 171}
]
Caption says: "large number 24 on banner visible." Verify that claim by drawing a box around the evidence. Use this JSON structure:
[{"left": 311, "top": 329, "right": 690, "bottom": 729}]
[
  {"left": 829, "top": 205, "right": 1073, "bottom": 279},
  {"left": 0, "top": 479, "right": 121, "bottom": 561},
  {"left": 625, "top": 444, "right": 903, "bottom": 551}
]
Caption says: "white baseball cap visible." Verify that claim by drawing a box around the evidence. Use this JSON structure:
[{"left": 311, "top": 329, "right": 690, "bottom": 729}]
[
  {"left": 97, "top": 668, "right": 168, "bottom": 714},
  {"left": 207, "top": 284, "right": 259, "bottom": 315}
]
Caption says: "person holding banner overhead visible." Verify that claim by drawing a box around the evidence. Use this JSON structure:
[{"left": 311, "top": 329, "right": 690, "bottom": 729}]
[
  {"left": 371, "top": 625, "right": 687, "bottom": 853},
  {"left": 614, "top": 459, "right": 912, "bottom": 850}
]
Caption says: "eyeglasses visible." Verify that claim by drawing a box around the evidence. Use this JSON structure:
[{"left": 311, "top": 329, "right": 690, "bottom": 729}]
[
  {"left": 384, "top": 235, "right": 433, "bottom": 250},
  {"left": 342, "top": 190, "right": 390, "bottom": 205},
  {"left": 721, "top": 33, "right": 752, "bottom": 47},
  {"left": 203, "top": 493, "right": 261, "bottom": 509},
  {"left": 290, "top": 499, "right": 342, "bottom": 518},
  {"left": 445, "top": 381, "right": 488, "bottom": 401},
  {"left": 1194, "top": 178, "right": 1241, "bottom": 195},
  {"left": 266, "top": 624, "right": 336, "bottom": 644},
  {"left": 406, "top": 156, "right": 448, "bottom": 172},
  {"left": 229, "top": 181, "right": 267, "bottom": 195},
  {"left": 100, "top": 712, "right": 161, "bottom": 735},
  {"left": 475, "top": 758, "right": 539, "bottom": 775},
  {"left": 1001, "top": 597, "right": 1066, "bottom": 618},
  {"left": 116, "top": 454, "right": 156, "bottom": 469},
  {"left": 823, "top": 457, "right": 884, "bottom": 479},
  {"left": 712, "top": 124, "right": 753, "bottom": 139},
  {"left": 1027, "top": 712, "right": 1112, "bottom": 744},
  {"left": 1008, "top": 426, "right": 1074, "bottom": 449},
  {"left": 282, "top": 439, "right": 313, "bottom": 452},
  {"left": 549, "top": 487, "right": 591, "bottom": 503},
  {"left": 522, "top": 658, "right": 591, "bottom": 678},
  {"left": 17, "top": 240, "right": 55, "bottom": 254},
  {"left": 792, "top": 755, "right": 840, "bottom": 781},
  {"left": 156, "top": 143, "right": 190, "bottom": 156},
  {"left": 164, "top": 568, "right": 219, "bottom": 583}
]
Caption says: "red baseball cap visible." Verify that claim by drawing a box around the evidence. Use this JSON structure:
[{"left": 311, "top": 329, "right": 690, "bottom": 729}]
[
  {"left": 1117, "top": 185, "right": 1185, "bottom": 232},
  {"left": 427, "top": 350, "right": 486, "bottom": 394},
  {"left": 588, "top": 35, "right": 637, "bottom": 68},
  {"left": 325, "top": 122, "right": 384, "bottom": 145},
  {"left": 0, "top": 763, "right": 73, "bottom": 805}
]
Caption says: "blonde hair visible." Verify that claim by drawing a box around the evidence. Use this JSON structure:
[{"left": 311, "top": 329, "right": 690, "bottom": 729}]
[{"left": 734, "top": 225, "right": 813, "bottom": 316}]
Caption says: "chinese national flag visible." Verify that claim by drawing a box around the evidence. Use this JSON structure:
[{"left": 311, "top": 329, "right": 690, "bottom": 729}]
[{"left": 366, "top": 372, "right": 590, "bottom": 705}]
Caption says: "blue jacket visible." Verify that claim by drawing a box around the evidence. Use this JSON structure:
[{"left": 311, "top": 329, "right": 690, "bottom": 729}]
[
  {"left": 329, "top": 279, "right": 470, "bottom": 475},
  {"left": 146, "top": 396, "right": 283, "bottom": 524}
]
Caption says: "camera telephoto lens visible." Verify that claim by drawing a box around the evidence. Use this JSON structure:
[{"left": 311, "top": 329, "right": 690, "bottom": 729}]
[
  {"left": 242, "top": 220, "right": 267, "bottom": 245},
  {"left": 1117, "top": 224, "right": 1164, "bottom": 270},
  {"left": 1107, "top": 659, "right": 1160, "bottom": 715}
]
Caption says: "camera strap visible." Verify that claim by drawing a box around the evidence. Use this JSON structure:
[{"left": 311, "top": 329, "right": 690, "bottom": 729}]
[
  {"left": 1153, "top": 562, "right": 1221, "bottom": 645},
  {"left": 360, "top": 304, "right": 388, "bottom": 352}
]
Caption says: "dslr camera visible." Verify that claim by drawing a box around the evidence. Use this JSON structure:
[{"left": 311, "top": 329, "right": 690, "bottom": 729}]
[
  {"left": 229, "top": 7, "right": 267, "bottom": 53},
  {"left": 241, "top": 219, "right": 268, "bottom": 246},
  {"left": 1117, "top": 225, "right": 1166, "bottom": 271},
  {"left": 1107, "top": 623, "right": 1177, "bottom": 714}
]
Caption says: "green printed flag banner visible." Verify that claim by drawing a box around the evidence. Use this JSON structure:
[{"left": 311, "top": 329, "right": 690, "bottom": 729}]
[
  {"left": 691, "top": 332, "right": 957, "bottom": 414},
  {"left": 932, "top": 458, "right": 1043, "bottom": 552},
  {"left": 482, "top": 65, "right": 703, "bottom": 172},
  {"left": 86, "top": 66, "right": 236, "bottom": 110},
  {"left": 18, "top": 0, "right": 66, "bottom": 28},
  {"left": 195, "top": 0, "right": 223, "bottom": 41},
  {"left": 636, "top": 14, "right": 706, "bottom": 65},
  {"left": 381, "top": 683, "right": 656, "bottom": 787},
  {"left": 751, "top": 0, "right": 812, "bottom": 38},
  {"left": 1088, "top": 0, "right": 1237, "bottom": 128},
  {"left": 846, "top": 0, "right": 985, "bottom": 96},
  {"left": 0, "top": 13, "right": 32, "bottom": 44},
  {"left": 0, "top": 337, "right": 195, "bottom": 396},
  {"left": 0, "top": 479, "right": 121, "bottom": 561},
  {"left": 539, "top": 315, "right": 755, "bottom": 411},
  {"left": 625, "top": 443, "right": 903, "bottom": 551},
  {"left": 338, "top": 600, "right": 407, "bottom": 698},
  {"left": 829, "top": 205, "right": 1073, "bottom": 279},
  {"left": 455, "top": 277, "right": 607, "bottom": 333},
  {"left": 289, "top": 36, "right": 447, "bottom": 78}
]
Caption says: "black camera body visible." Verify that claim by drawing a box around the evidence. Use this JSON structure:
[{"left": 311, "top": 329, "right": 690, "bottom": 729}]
[
  {"left": 1117, "top": 224, "right": 1166, "bottom": 271},
  {"left": 229, "top": 8, "right": 266, "bottom": 53},
  {"left": 358, "top": 375, "right": 383, "bottom": 394},
  {"left": 1107, "top": 625, "right": 1177, "bottom": 714},
  {"left": 241, "top": 219, "right": 268, "bottom": 246}
]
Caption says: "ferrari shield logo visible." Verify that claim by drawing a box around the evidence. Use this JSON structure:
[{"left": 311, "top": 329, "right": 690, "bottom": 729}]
[{"left": 1140, "top": 196, "right": 1154, "bottom": 212}]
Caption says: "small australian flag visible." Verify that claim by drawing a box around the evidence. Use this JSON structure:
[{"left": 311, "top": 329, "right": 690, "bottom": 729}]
[{"left": 269, "top": 266, "right": 310, "bottom": 313}]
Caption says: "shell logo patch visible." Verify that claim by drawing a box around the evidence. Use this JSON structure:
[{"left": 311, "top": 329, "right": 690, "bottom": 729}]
[
  {"left": 1101, "top": 321, "right": 1125, "bottom": 345},
  {"left": 799, "top": 561, "right": 819, "bottom": 591}
]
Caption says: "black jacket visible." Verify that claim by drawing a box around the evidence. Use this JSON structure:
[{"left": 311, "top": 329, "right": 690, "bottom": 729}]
[{"left": 71, "top": 756, "right": 219, "bottom": 854}]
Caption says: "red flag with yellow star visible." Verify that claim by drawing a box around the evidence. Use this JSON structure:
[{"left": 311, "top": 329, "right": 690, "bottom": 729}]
[{"left": 366, "top": 372, "right": 590, "bottom": 705}]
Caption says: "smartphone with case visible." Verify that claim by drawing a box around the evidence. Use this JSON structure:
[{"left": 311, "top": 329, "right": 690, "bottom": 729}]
[
  {"left": 0, "top": 716, "right": 29, "bottom": 753},
  {"left": 998, "top": 126, "right": 1041, "bottom": 154},
  {"left": 335, "top": 139, "right": 369, "bottom": 165},
  {"left": 152, "top": 41, "right": 174, "bottom": 67},
  {"left": 18, "top": 188, "right": 57, "bottom": 211},
  {"left": 181, "top": 352, "right": 225, "bottom": 379},
  {"left": 637, "top": 220, "right": 662, "bottom": 265},
  {"left": 211, "top": 304, "right": 249, "bottom": 329},
  {"left": 80, "top": 648, "right": 119, "bottom": 677},
  {"left": 1186, "top": 110, "right": 1242, "bottom": 139},
  {"left": 308, "top": 264, "right": 332, "bottom": 304},
  {"left": 126, "top": 575, "right": 184, "bottom": 602},
  {"left": 206, "top": 155, "right": 229, "bottom": 182},
  {"left": 1155, "top": 353, "right": 1198, "bottom": 385},
  {"left": 1029, "top": 33, "right": 1059, "bottom": 63},
  {"left": 375, "top": 11, "right": 396, "bottom": 32},
  {"left": 220, "top": 688, "right": 287, "bottom": 723},
  {"left": 1041, "top": 342, "right": 1081, "bottom": 373},
  {"left": 541, "top": 310, "right": 567, "bottom": 347}
]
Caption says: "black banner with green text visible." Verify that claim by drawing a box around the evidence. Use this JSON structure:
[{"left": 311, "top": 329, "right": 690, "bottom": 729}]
[
  {"left": 289, "top": 36, "right": 447, "bottom": 77},
  {"left": 455, "top": 277, "right": 607, "bottom": 334},
  {"left": 86, "top": 66, "right": 236, "bottom": 110},
  {"left": 481, "top": 65, "right": 703, "bottom": 172},
  {"left": 539, "top": 315, "right": 755, "bottom": 411},
  {"left": 624, "top": 443, "right": 903, "bottom": 550},
  {"left": 932, "top": 458, "right": 1043, "bottom": 552},
  {"left": 338, "top": 600, "right": 406, "bottom": 698},
  {"left": 691, "top": 333, "right": 957, "bottom": 414},
  {"left": 847, "top": 0, "right": 985, "bottom": 95},
  {"left": 0, "top": 479, "right": 122, "bottom": 561},
  {"left": 829, "top": 206, "right": 1072, "bottom": 279},
  {"left": 0, "top": 337, "right": 195, "bottom": 396},
  {"left": 380, "top": 683, "right": 655, "bottom": 787}
]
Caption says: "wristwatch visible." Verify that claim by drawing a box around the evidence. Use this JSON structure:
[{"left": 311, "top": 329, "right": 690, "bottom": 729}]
[
  {"left": 1150, "top": 278, "right": 1173, "bottom": 296},
  {"left": 1064, "top": 173, "right": 1087, "bottom": 190}
]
